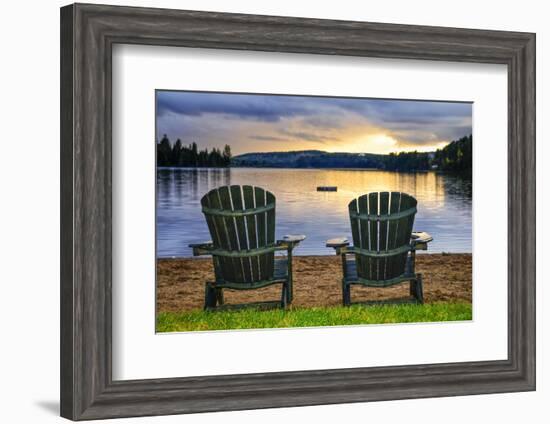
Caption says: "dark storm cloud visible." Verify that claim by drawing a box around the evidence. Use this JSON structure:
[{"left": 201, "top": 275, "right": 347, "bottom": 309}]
[
  {"left": 341, "top": 98, "right": 471, "bottom": 121},
  {"left": 158, "top": 91, "right": 469, "bottom": 126},
  {"left": 157, "top": 91, "right": 318, "bottom": 122}
]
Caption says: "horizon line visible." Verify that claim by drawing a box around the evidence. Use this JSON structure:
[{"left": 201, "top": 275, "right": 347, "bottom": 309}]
[{"left": 157, "top": 133, "right": 472, "bottom": 157}]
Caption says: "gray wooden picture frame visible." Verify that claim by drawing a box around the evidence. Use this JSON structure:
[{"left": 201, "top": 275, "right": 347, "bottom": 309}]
[{"left": 60, "top": 3, "right": 536, "bottom": 421}]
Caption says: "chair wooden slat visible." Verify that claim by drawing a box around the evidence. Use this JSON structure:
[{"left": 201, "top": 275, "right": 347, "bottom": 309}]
[
  {"left": 355, "top": 195, "right": 368, "bottom": 280},
  {"left": 368, "top": 192, "right": 379, "bottom": 280},
  {"left": 265, "top": 191, "right": 276, "bottom": 280},
  {"left": 217, "top": 186, "right": 244, "bottom": 282},
  {"left": 254, "top": 186, "right": 269, "bottom": 281},
  {"left": 230, "top": 185, "right": 252, "bottom": 282},
  {"left": 200, "top": 194, "right": 222, "bottom": 280},
  {"left": 242, "top": 185, "right": 260, "bottom": 281},
  {"left": 398, "top": 193, "right": 417, "bottom": 246},
  {"left": 386, "top": 191, "right": 402, "bottom": 280},
  {"left": 378, "top": 191, "right": 390, "bottom": 280},
  {"left": 348, "top": 199, "right": 363, "bottom": 281},
  {"left": 202, "top": 188, "right": 233, "bottom": 281}
]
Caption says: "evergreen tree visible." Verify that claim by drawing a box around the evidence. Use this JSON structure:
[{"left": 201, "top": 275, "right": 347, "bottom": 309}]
[
  {"left": 191, "top": 142, "right": 198, "bottom": 166},
  {"left": 223, "top": 144, "right": 232, "bottom": 166},
  {"left": 171, "top": 139, "right": 182, "bottom": 166},
  {"left": 157, "top": 134, "right": 172, "bottom": 166},
  {"left": 157, "top": 137, "right": 233, "bottom": 168}
]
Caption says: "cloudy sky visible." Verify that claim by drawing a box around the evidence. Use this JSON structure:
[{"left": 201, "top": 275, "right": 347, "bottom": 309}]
[{"left": 156, "top": 90, "right": 472, "bottom": 155}]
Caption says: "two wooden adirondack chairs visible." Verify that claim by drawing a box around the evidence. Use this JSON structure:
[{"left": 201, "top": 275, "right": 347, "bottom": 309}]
[{"left": 191, "top": 186, "right": 432, "bottom": 310}]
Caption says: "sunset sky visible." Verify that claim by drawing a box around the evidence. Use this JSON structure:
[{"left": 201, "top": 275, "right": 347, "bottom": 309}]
[{"left": 156, "top": 90, "right": 472, "bottom": 155}]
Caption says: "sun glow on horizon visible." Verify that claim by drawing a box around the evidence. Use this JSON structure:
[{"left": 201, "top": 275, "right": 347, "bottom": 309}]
[{"left": 321, "top": 133, "right": 448, "bottom": 155}]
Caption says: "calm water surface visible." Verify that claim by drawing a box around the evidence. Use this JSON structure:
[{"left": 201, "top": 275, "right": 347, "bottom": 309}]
[{"left": 157, "top": 168, "right": 471, "bottom": 257}]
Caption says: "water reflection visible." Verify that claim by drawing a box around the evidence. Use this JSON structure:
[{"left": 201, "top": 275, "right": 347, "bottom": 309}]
[{"left": 156, "top": 167, "right": 472, "bottom": 257}]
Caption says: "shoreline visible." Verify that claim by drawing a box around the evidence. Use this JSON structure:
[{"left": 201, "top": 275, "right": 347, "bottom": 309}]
[
  {"left": 157, "top": 253, "right": 472, "bottom": 313},
  {"left": 157, "top": 166, "right": 470, "bottom": 175},
  {"left": 157, "top": 252, "right": 473, "bottom": 260}
]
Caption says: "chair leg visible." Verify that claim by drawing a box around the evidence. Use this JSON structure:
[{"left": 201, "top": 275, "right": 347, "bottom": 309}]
[
  {"left": 204, "top": 283, "right": 217, "bottom": 310},
  {"left": 343, "top": 281, "right": 351, "bottom": 306},
  {"left": 411, "top": 274, "right": 424, "bottom": 304},
  {"left": 287, "top": 249, "right": 294, "bottom": 304},
  {"left": 417, "top": 274, "right": 424, "bottom": 303},
  {"left": 281, "top": 282, "right": 289, "bottom": 309},
  {"left": 215, "top": 288, "right": 224, "bottom": 305},
  {"left": 286, "top": 280, "right": 292, "bottom": 306},
  {"left": 287, "top": 277, "right": 293, "bottom": 304}
]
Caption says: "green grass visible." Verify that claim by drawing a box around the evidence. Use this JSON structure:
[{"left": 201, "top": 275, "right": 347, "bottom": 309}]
[{"left": 156, "top": 302, "right": 472, "bottom": 333}]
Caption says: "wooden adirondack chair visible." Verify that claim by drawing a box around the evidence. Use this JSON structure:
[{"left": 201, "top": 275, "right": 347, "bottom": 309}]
[
  {"left": 326, "top": 191, "right": 433, "bottom": 306},
  {"left": 189, "top": 185, "right": 305, "bottom": 311}
]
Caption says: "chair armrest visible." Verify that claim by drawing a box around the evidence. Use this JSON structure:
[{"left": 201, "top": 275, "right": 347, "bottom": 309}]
[
  {"left": 276, "top": 234, "right": 306, "bottom": 251},
  {"left": 326, "top": 237, "right": 350, "bottom": 249},
  {"left": 188, "top": 241, "right": 214, "bottom": 256},
  {"left": 411, "top": 231, "right": 433, "bottom": 250},
  {"left": 326, "top": 237, "right": 352, "bottom": 255}
]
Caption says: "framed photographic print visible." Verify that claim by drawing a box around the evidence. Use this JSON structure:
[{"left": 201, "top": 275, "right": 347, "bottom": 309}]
[
  {"left": 60, "top": 3, "right": 535, "bottom": 420},
  {"left": 154, "top": 90, "right": 473, "bottom": 332}
]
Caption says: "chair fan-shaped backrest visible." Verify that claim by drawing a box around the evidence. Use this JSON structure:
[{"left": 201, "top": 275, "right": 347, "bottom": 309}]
[
  {"left": 348, "top": 191, "right": 417, "bottom": 281},
  {"left": 200, "top": 185, "right": 276, "bottom": 284}
]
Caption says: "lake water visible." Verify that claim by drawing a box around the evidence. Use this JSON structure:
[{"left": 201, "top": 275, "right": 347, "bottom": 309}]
[{"left": 157, "top": 168, "right": 472, "bottom": 257}]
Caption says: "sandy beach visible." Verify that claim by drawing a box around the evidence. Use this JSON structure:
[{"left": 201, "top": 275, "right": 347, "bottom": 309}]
[{"left": 157, "top": 254, "right": 472, "bottom": 313}]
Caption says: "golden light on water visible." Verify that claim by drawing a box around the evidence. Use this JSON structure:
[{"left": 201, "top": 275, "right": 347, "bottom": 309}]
[
  {"left": 279, "top": 169, "right": 447, "bottom": 217},
  {"left": 157, "top": 167, "right": 473, "bottom": 257}
]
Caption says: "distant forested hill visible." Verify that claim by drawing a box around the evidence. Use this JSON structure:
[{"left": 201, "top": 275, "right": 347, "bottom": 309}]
[
  {"left": 232, "top": 150, "right": 386, "bottom": 169},
  {"left": 232, "top": 149, "right": 430, "bottom": 171},
  {"left": 233, "top": 135, "right": 472, "bottom": 173}
]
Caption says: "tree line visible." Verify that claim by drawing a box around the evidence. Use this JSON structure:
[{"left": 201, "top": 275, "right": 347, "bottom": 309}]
[
  {"left": 384, "top": 135, "right": 472, "bottom": 174},
  {"left": 294, "top": 153, "right": 384, "bottom": 169},
  {"left": 157, "top": 134, "right": 231, "bottom": 167},
  {"left": 157, "top": 133, "right": 472, "bottom": 174},
  {"left": 432, "top": 134, "right": 472, "bottom": 174},
  {"left": 384, "top": 151, "right": 430, "bottom": 172}
]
